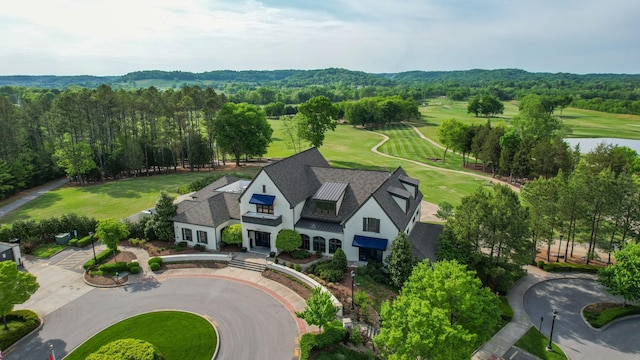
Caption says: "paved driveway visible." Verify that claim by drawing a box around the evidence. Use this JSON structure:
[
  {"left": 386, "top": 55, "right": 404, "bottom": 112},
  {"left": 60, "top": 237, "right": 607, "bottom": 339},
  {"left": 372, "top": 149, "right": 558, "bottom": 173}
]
[
  {"left": 8, "top": 278, "right": 299, "bottom": 360},
  {"left": 524, "top": 278, "right": 640, "bottom": 360}
]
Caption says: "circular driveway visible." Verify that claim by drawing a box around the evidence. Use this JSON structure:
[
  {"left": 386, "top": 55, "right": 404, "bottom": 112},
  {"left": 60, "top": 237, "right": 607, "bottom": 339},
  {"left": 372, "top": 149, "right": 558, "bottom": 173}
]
[
  {"left": 8, "top": 278, "right": 299, "bottom": 360},
  {"left": 524, "top": 278, "right": 640, "bottom": 360}
]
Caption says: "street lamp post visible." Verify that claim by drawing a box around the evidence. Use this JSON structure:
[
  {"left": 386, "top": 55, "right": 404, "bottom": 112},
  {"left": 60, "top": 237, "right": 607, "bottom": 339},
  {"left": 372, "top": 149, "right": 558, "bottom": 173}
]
[
  {"left": 556, "top": 235, "right": 563, "bottom": 262},
  {"left": 89, "top": 232, "right": 97, "bottom": 264},
  {"left": 539, "top": 316, "right": 544, "bottom": 331},
  {"left": 546, "top": 310, "right": 558, "bottom": 351},
  {"left": 350, "top": 270, "right": 355, "bottom": 311}
]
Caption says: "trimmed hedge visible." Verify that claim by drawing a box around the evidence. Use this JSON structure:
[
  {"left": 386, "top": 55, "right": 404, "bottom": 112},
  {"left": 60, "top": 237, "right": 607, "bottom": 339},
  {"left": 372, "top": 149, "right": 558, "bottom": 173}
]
[
  {"left": 194, "top": 244, "right": 206, "bottom": 251},
  {"left": 150, "top": 263, "right": 161, "bottom": 271},
  {"left": 84, "top": 249, "right": 118, "bottom": 270},
  {"left": 299, "top": 320, "right": 345, "bottom": 360},
  {"left": 86, "top": 338, "right": 161, "bottom": 360},
  {"left": 148, "top": 257, "right": 163, "bottom": 266},
  {"left": 69, "top": 238, "right": 78, "bottom": 246},
  {"left": 290, "top": 249, "right": 312, "bottom": 259},
  {"left": 542, "top": 262, "right": 600, "bottom": 273},
  {"left": 98, "top": 262, "right": 128, "bottom": 274},
  {"left": 0, "top": 310, "right": 40, "bottom": 350},
  {"left": 129, "top": 266, "right": 140, "bottom": 274},
  {"left": 77, "top": 235, "right": 93, "bottom": 247}
]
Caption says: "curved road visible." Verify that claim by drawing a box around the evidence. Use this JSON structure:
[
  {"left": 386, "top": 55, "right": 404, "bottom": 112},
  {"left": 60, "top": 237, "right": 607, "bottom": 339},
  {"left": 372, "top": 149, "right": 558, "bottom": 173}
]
[
  {"left": 524, "top": 278, "right": 640, "bottom": 360},
  {"left": 7, "top": 277, "right": 299, "bottom": 360}
]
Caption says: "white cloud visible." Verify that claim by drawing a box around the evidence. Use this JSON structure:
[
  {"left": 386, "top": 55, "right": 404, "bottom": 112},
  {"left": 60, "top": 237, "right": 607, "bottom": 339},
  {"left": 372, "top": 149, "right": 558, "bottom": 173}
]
[{"left": 0, "top": 0, "right": 638, "bottom": 75}]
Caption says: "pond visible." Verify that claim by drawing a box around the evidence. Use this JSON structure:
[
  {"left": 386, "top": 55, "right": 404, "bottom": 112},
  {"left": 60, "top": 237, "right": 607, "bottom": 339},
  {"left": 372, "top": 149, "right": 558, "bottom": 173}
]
[{"left": 563, "top": 138, "right": 640, "bottom": 154}]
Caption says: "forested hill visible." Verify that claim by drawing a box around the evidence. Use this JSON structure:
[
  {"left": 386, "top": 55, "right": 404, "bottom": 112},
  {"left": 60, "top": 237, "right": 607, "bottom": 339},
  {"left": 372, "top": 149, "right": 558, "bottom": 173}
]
[{"left": 2, "top": 68, "right": 638, "bottom": 90}]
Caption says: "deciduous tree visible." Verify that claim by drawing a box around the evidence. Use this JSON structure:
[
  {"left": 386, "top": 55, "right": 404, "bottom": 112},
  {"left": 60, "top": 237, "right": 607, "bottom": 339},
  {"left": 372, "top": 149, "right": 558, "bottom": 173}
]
[
  {"left": 276, "top": 229, "right": 302, "bottom": 253},
  {"left": 0, "top": 261, "right": 39, "bottom": 330},
  {"left": 598, "top": 243, "right": 640, "bottom": 305},
  {"left": 298, "top": 96, "right": 338, "bottom": 147},
  {"left": 222, "top": 224, "right": 242, "bottom": 245},
  {"left": 385, "top": 232, "right": 417, "bottom": 288},
  {"left": 296, "top": 287, "right": 337, "bottom": 332},
  {"left": 95, "top": 218, "right": 129, "bottom": 260},
  {"left": 375, "top": 260, "right": 501, "bottom": 360}
]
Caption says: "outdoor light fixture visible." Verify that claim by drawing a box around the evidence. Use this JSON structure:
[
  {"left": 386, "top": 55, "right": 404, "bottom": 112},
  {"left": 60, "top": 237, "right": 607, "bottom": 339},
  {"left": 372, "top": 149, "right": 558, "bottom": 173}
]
[
  {"left": 546, "top": 310, "right": 558, "bottom": 351},
  {"left": 350, "top": 270, "right": 355, "bottom": 311}
]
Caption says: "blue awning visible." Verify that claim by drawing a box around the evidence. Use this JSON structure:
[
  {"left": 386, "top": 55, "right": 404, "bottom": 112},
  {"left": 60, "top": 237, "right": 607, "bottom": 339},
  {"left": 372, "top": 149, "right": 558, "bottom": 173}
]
[
  {"left": 352, "top": 235, "right": 388, "bottom": 251},
  {"left": 249, "top": 194, "right": 275, "bottom": 206}
]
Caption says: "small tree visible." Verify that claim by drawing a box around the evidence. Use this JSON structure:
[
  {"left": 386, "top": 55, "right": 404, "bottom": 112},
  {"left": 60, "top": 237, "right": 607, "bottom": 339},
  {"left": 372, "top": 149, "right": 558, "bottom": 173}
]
[
  {"left": 95, "top": 218, "right": 129, "bottom": 261},
  {"left": 0, "top": 261, "right": 39, "bottom": 329},
  {"left": 331, "top": 247, "right": 347, "bottom": 272},
  {"left": 222, "top": 224, "right": 242, "bottom": 246},
  {"left": 386, "top": 232, "right": 417, "bottom": 288},
  {"left": 275, "top": 229, "right": 301, "bottom": 253},
  {"left": 295, "top": 287, "right": 337, "bottom": 333},
  {"left": 145, "top": 191, "right": 177, "bottom": 241},
  {"left": 598, "top": 242, "right": 640, "bottom": 305},
  {"left": 436, "top": 201, "right": 454, "bottom": 221}
]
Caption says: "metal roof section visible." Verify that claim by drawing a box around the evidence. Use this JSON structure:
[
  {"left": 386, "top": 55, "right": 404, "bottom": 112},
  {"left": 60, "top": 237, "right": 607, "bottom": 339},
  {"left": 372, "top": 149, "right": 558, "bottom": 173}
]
[
  {"left": 312, "top": 182, "right": 348, "bottom": 202},
  {"left": 399, "top": 174, "right": 419, "bottom": 186},
  {"left": 387, "top": 186, "right": 411, "bottom": 199},
  {"left": 352, "top": 235, "right": 388, "bottom": 251},
  {"left": 215, "top": 180, "right": 250, "bottom": 194},
  {"left": 295, "top": 219, "right": 343, "bottom": 233}
]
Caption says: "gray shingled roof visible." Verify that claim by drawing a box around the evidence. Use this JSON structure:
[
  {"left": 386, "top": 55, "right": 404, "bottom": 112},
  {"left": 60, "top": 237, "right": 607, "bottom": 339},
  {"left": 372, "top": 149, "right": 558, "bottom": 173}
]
[
  {"left": 173, "top": 175, "right": 242, "bottom": 227},
  {"left": 300, "top": 167, "right": 390, "bottom": 223},
  {"left": 247, "top": 147, "right": 329, "bottom": 208},
  {"left": 371, "top": 167, "right": 423, "bottom": 231}
]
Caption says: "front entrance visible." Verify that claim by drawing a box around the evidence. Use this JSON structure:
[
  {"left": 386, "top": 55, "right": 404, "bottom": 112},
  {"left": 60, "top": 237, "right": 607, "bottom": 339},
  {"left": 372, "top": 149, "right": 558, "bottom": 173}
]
[
  {"left": 255, "top": 231, "right": 271, "bottom": 248},
  {"left": 358, "top": 247, "right": 383, "bottom": 262}
]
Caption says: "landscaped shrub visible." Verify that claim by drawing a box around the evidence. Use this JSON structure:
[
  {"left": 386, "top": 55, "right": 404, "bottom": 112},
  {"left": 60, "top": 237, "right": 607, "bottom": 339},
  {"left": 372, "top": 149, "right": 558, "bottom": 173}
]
[
  {"left": 349, "top": 327, "right": 363, "bottom": 345},
  {"left": 194, "top": 244, "right": 206, "bottom": 251},
  {"left": 150, "top": 263, "right": 161, "bottom": 271},
  {"left": 499, "top": 296, "right": 514, "bottom": 321},
  {"left": 69, "top": 238, "right": 78, "bottom": 246},
  {"left": 127, "top": 262, "right": 139, "bottom": 271},
  {"left": 148, "top": 257, "right": 163, "bottom": 266},
  {"left": 299, "top": 320, "right": 345, "bottom": 360},
  {"left": 331, "top": 248, "right": 347, "bottom": 271},
  {"left": 0, "top": 310, "right": 41, "bottom": 350},
  {"left": 543, "top": 262, "right": 600, "bottom": 273},
  {"left": 77, "top": 235, "right": 93, "bottom": 247},
  {"left": 86, "top": 338, "right": 161, "bottom": 360},
  {"left": 290, "top": 249, "right": 312, "bottom": 259},
  {"left": 317, "top": 266, "right": 344, "bottom": 282},
  {"left": 128, "top": 238, "right": 148, "bottom": 247},
  {"left": 295, "top": 264, "right": 302, "bottom": 272},
  {"left": 129, "top": 266, "right": 140, "bottom": 274},
  {"left": 178, "top": 241, "right": 188, "bottom": 248},
  {"left": 537, "top": 260, "right": 545, "bottom": 269},
  {"left": 84, "top": 249, "right": 117, "bottom": 270},
  {"left": 98, "top": 262, "right": 128, "bottom": 274}
]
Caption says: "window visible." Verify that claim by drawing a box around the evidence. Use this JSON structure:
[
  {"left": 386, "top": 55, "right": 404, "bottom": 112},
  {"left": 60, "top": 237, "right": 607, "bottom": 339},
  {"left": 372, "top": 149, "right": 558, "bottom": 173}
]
[
  {"left": 262, "top": 185, "right": 266, "bottom": 193},
  {"left": 316, "top": 201, "right": 336, "bottom": 215},
  {"left": 363, "top": 218, "right": 380, "bottom": 233},
  {"left": 313, "top": 236, "right": 326, "bottom": 253},
  {"left": 197, "top": 230, "right": 208, "bottom": 244},
  {"left": 329, "top": 238, "right": 342, "bottom": 254},
  {"left": 301, "top": 234, "right": 310, "bottom": 250},
  {"left": 182, "top": 228, "right": 193, "bottom": 241},
  {"left": 256, "top": 204, "right": 274, "bottom": 214}
]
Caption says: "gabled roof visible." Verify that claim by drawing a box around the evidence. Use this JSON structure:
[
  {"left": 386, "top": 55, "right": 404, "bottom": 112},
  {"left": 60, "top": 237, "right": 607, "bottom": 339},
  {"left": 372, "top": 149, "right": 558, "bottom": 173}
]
[
  {"left": 313, "top": 182, "right": 348, "bottom": 202},
  {"left": 300, "top": 167, "right": 390, "bottom": 222},
  {"left": 173, "top": 175, "right": 242, "bottom": 227},
  {"left": 249, "top": 147, "right": 329, "bottom": 207},
  {"left": 371, "top": 167, "right": 423, "bottom": 230}
]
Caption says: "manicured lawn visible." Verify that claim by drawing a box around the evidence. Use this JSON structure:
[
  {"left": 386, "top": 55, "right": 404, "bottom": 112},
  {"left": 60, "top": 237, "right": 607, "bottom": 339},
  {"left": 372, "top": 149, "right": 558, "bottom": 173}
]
[
  {"left": 514, "top": 327, "right": 567, "bottom": 360},
  {"left": 65, "top": 311, "right": 216, "bottom": 360},
  {"left": 31, "top": 243, "right": 66, "bottom": 258},
  {"left": 582, "top": 303, "right": 640, "bottom": 328},
  {"left": 0, "top": 170, "right": 258, "bottom": 224}
]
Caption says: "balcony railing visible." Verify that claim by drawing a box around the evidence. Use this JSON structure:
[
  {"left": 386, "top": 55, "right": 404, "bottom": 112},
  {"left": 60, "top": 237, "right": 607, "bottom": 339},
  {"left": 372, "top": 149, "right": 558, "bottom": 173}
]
[{"left": 242, "top": 212, "right": 282, "bottom": 227}]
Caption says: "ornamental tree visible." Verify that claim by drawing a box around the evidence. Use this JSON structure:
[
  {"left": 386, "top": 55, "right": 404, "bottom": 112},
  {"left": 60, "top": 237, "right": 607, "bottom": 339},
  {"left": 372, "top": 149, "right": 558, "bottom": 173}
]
[
  {"left": 385, "top": 232, "right": 417, "bottom": 288},
  {"left": 295, "top": 287, "right": 337, "bottom": 332},
  {"left": 95, "top": 218, "right": 129, "bottom": 260},
  {"left": 222, "top": 224, "right": 242, "bottom": 245},
  {"left": 0, "top": 261, "right": 39, "bottom": 329},
  {"left": 275, "top": 229, "right": 302, "bottom": 253},
  {"left": 374, "top": 260, "right": 501, "bottom": 360}
]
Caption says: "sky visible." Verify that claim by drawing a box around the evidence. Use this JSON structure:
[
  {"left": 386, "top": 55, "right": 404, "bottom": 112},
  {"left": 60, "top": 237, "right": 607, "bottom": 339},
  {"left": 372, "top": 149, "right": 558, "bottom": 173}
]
[{"left": 1, "top": 0, "right": 639, "bottom": 76}]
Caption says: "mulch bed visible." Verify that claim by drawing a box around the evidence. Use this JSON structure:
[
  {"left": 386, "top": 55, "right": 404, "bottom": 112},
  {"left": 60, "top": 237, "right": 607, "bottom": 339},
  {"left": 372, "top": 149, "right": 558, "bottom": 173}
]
[
  {"left": 276, "top": 252, "right": 321, "bottom": 264},
  {"left": 161, "top": 262, "right": 227, "bottom": 270},
  {"left": 84, "top": 250, "right": 137, "bottom": 286},
  {"left": 262, "top": 269, "right": 313, "bottom": 300}
]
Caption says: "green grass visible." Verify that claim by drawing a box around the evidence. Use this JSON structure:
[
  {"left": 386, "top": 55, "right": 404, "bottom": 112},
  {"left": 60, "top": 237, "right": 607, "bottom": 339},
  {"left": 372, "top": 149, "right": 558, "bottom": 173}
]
[
  {"left": 0, "top": 170, "right": 258, "bottom": 225},
  {"left": 65, "top": 311, "right": 216, "bottom": 360},
  {"left": 583, "top": 303, "right": 640, "bottom": 328},
  {"left": 514, "top": 327, "right": 567, "bottom": 360},
  {"left": 500, "top": 296, "right": 514, "bottom": 322},
  {"left": 31, "top": 243, "right": 67, "bottom": 258}
]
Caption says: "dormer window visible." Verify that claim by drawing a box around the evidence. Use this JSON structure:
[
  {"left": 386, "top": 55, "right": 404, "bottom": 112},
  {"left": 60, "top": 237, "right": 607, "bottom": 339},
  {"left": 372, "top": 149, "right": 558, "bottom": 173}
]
[
  {"left": 312, "top": 181, "right": 348, "bottom": 216},
  {"left": 399, "top": 175, "right": 419, "bottom": 198},
  {"left": 388, "top": 186, "right": 410, "bottom": 213}
]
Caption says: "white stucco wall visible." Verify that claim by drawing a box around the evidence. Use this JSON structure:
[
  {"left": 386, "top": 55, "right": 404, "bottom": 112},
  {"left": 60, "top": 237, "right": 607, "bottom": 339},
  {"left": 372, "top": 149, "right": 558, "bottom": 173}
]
[
  {"left": 342, "top": 197, "right": 399, "bottom": 262},
  {"left": 174, "top": 222, "right": 220, "bottom": 251}
]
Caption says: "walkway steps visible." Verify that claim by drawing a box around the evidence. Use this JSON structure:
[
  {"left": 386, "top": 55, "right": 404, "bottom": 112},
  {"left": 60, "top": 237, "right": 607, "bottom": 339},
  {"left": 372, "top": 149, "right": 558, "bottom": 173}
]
[{"left": 228, "top": 258, "right": 266, "bottom": 272}]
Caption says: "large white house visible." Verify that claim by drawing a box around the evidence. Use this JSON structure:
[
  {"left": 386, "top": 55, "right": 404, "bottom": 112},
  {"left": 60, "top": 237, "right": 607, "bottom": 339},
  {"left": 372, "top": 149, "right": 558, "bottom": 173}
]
[{"left": 173, "top": 148, "right": 423, "bottom": 262}]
